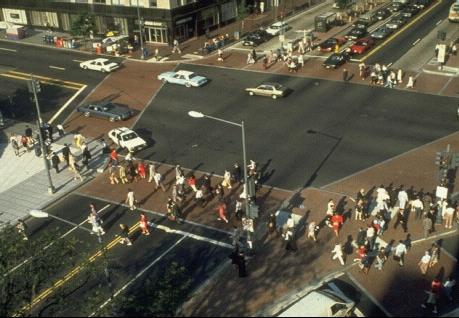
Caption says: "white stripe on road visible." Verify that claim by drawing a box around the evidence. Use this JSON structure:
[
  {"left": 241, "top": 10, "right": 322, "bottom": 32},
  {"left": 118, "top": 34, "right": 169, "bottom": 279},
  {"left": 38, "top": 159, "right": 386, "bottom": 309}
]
[
  {"left": 346, "top": 272, "right": 393, "bottom": 317},
  {"left": 387, "top": 62, "right": 393, "bottom": 68},
  {"left": 4, "top": 205, "right": 110, "bottom": 277},
  {"left": 49, "top": 84, "right": 87, "bottom": 124},
  {"left": 436, "top": 20, "right": 442, "bottom": 26},
  {"left": 151, "top": 223, "right": 233, "bottom": 249},
  {"left": 49, "top": 66, "right": 66, "bottom": 71},
  {"left": 89, "top": 236, "right": 186, "bottom": 317},
  {"left": 412, "top": 38, "right": 421, "bottom": 46},
  {"left": 0, "top": 47, "right": 17, "bottom": 52},
  {"left": 72, "top": 59, "right": 84, "bottom": 63}
]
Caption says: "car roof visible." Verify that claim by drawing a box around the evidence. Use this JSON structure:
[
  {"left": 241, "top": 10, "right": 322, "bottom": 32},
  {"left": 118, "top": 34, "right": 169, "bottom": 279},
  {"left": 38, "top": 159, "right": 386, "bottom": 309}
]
[
  {"left": 261, "top": 82, "right": 281, "bottom": 86},
  {"left": 271, "top": 21, "right": 286, "bottom": 26},
  {"left": 91, "top": 58, "right": 110, "bottom": 63},
  {"left": 176, "top": 70, "right": 194, "bottom": 76},
  {"left": 111, "top": 127, "right": 130, "bottom": 133}
]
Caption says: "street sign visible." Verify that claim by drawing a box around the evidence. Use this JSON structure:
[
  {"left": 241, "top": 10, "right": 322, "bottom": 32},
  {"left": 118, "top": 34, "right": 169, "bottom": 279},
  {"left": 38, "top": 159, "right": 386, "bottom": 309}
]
[
  {"left": 27, "top": 79, "right": 41, "bottom": 94},
  {"left": 436, "top": 186, "right": 448, "bottom": 200}
]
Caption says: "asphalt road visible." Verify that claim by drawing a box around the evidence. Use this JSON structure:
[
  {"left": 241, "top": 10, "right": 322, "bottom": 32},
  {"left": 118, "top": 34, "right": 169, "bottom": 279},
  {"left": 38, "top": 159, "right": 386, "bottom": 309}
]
[
  {"left": 19, "top": 193, "right": 231, "bottom": 316},
  {"left": 134, "top": 63, "right": 458, "bottom": 190},
  {"left": 364, "top": 0, "right": 452, "bottom": 65}
]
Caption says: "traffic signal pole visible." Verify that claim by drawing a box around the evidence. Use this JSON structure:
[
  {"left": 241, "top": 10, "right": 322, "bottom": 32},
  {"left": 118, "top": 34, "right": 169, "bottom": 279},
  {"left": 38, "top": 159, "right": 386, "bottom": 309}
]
[{"left": 30, "top": 74, "right": 55, "bottom": 194}]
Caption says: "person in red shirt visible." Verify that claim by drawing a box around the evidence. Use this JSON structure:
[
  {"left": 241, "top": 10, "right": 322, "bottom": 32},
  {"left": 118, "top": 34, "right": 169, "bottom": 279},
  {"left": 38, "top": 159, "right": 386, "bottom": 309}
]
[
  {"left": 187, "top": 174, "right": 198, "bottom": 192},
  {"left": 331, "top": 213, "right": 344, "bottom": 237},
  {"left": 139, "top": 212, "right": 150, "bottom": 236},
  {"left": 110, "top": 149, "right": 118, "bottom": 166},
  {"left": 137, "top": 161, "right": 146, "bottom": 179},
  {"left": 217, "top": 201, "right": 229, "bottom": 223}
]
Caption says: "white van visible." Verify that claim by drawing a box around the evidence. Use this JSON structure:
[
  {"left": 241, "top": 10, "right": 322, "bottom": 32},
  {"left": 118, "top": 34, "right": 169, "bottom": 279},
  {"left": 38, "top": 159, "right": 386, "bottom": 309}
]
[{"left": 278, "top": 289, "right": 355, "bottom": 317}]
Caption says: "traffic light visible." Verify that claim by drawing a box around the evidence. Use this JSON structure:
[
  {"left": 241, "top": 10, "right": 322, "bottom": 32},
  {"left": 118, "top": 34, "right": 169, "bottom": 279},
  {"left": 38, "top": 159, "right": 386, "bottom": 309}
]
[
  {"left": 435, "top": 152, "right": 443, "bottom": 165},
  {"left": 27, "top": 79, "right": 41, "bottom": 94}
]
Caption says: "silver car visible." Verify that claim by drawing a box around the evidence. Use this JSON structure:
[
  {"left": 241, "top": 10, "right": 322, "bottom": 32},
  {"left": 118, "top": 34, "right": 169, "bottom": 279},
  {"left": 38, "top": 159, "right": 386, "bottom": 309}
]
[
  {"left": 371, "top": 26, "right": 393, "bottom": 40},
  {"left": 246, "top": 83, "right": 287, "bottom": 99}
]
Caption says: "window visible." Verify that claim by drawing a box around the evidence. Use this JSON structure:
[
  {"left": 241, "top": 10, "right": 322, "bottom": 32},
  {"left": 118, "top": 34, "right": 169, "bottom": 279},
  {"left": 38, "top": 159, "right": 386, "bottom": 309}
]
[
  {"left": 149, "top": 0, "right": 157, "bottom": 7},
  {"left": 94, "top": 0, "right": 106, "bottom": 3}
]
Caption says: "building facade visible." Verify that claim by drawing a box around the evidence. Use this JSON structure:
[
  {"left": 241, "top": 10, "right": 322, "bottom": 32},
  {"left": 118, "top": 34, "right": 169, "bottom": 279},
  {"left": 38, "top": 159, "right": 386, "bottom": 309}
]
[{"left": 0, "top": 0, "right": 238, "bottom": 44}]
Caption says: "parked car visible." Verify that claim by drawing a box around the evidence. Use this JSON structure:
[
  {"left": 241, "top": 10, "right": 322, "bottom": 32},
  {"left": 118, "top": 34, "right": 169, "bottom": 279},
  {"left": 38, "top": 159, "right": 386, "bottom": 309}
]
[
  {"left": 245, "top": 83, "right": 287, "bottom": 99},
  {"left": 389, "top": 2, "right": 405, "bottom": 12},
  {"left": 345, "top": 27, "right": 367, "bottom": 40},
  {"left": 157, "top": 70, "right": 208, "bottom": 87},
  {"left": 242, "top": 30, "right": 272, "bottom": 46},
  {"left": 375, "top": 8, "right": 391, "bottom": 20},
  {"left": 386, "top": 15, "right": 407, "bottom": 29},
  {"left": 322, "top": 52, "right": 350, "bottom": 69},
  {"left": 79, "top": 58, "right": 120, "bottom": 73},
  {"left": 108, "top": 127, "right": 146, "bottom": 153},
  {"left": 278, "top": 289, "right": 355, "bottom": 317},
  {"left": 371, "top": 25, "right": 394, "bottom": 39},
  {"left": 77, "top": 101, "right": 134, "bottom": 122},
  {"left": 349, "top": 37, "right": 375, "bottom": 54},
  {"left": 265, "top": 21, "right": 290, "bottom": 36},
  {"left": 318, "top": 37, "right": 347, "bottom": 52},
  {"left": 401, "top": 5, "right": 420, "bottom": 18}
]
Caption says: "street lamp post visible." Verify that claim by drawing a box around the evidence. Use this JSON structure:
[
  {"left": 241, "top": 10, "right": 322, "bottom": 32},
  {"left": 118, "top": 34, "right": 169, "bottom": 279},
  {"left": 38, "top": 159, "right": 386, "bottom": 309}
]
[
  {"left": 188, "top": 111, "right": 253, "bottom": 249},
  {"left": 137, "top": 0, "right": 145, "bottom": 59},
  {"left": 29, "top": 75, "right": 55, "bottom": 195},
  {"left": 29, "top": 210, "right": 112, "bottom": 294}
]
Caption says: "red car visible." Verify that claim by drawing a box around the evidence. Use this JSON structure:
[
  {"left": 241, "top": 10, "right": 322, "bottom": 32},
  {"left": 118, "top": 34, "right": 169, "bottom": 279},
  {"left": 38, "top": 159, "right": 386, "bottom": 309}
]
[{"left": 349, "top": 37, "right": 375, "bottom": 55}]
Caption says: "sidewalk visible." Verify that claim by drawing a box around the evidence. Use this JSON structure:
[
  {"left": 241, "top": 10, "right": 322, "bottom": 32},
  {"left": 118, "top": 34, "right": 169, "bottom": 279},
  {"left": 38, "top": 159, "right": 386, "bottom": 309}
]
[{"left": 0, "top": 132, "right": 105, "bottom": 225}]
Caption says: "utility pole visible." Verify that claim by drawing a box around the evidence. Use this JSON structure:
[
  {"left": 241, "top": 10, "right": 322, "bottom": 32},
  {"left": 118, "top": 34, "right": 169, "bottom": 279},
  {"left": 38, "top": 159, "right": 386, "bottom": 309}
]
[
  {"left": 28, "top": 75, "right": 55, "bottom": 194},
  {"left": 137, "top": 0, "right": 145, "bottom": 59}
]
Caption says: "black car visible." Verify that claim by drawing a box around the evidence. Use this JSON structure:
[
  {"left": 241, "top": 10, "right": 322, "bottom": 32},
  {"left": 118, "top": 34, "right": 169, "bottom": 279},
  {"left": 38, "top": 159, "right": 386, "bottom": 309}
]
[
  {"left": 345, "top": 27, "right": 367, "bottom": 40},
  {"left": 322, "top": 52, "right": 350, "bottom": 69},
  {"left": 389, "top": 2, "right": 405, "bottom": 12},
  {"left": 401, "top": 5, "right": 420, "bottom": 18},
  {"left": 242, "top": 30, "right": 271, "bottom": 46},
  {"left": 77, "top": 101, "right": 134, "bottom": 122},
  {"left": 413, "top": 0, "right": 430, "bottom": 9},
  {"left": 375, "top": 8, "right": 391, "bottom": 20},
  {"left": 352, "top": 19, "right": 372, "bottom": 29}
]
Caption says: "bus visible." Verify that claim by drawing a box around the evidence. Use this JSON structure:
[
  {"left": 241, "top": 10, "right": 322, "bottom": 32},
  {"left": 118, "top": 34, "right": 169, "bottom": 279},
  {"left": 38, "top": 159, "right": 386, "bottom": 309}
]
[{"left": 449, "top": 1, "right": 459, "bottom": 22}]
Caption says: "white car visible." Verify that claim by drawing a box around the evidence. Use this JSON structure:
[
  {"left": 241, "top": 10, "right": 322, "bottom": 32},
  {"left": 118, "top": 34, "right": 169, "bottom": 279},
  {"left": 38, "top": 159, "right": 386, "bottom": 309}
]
[
  {"left": 79, "top": 58, "right": 119, "bottom": 73},
  {"left": 157, "top": 70, "right": 208, "bottom": 88},
  {"left": 265, "top": 21, "right": 290, "bottom": 36},
  {"left": 108, "top": 127, "right": 147, "bottom": 153}
]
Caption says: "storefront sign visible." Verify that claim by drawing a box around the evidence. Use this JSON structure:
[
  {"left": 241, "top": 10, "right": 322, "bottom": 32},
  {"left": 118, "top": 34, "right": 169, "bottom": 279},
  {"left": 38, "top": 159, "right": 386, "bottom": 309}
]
[{"left": 144, "top": 21, "right": 166, "bottom": 27}]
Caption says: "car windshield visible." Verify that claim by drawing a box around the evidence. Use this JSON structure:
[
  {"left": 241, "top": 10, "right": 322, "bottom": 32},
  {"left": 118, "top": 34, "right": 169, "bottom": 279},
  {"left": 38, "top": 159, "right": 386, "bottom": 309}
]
[
  {"left": 329, "top": 55, "right": 341, "bottom": 62},
  {"left": 323, "top": 39, "right": 335, "bottom": 45},
  {"left": 270, "top": 25, "right": 280, "bottom": 29},
  {"left": 102, "top": 104, "right": 114, "bottom": 111},
  {"left": 188, "top": 73, "right": 197, "bottom": 79},
  {"left": 122, "top": 132, "right": 138, "bottom": 141}
]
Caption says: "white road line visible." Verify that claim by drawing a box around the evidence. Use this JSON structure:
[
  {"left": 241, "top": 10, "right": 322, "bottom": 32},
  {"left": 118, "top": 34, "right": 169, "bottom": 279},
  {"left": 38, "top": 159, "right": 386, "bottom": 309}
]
[
  {"left": 436, "top": 20, "right": 442, "bottom": 26},
  {"left": 328, "top": 282, "right": 364, "bottom": 317},
  {"left": 346, "top": 272, "right": 393, "bottom": 317},
  {"left": 49, "top": 84, "right": 87, "bottom": 124},
  {"left": 412, "top": 38, "right": 421, "bottom": 46},
  {"left": 151, "top": 223, "right": 232, "bottom": 249},
  {"left": 49, "top": 66, "right": 66, "bottom": 71},
  {"left": 4, "top": 205, "right": 110, "bottom": 277},
  {"left": 387, "top": 62, "right": 393, "bottom": 67},
  {"left": 72, "top": 59, "right": 84, "bottom": 63},
  {"left": 0, "top": 47, "right": 17, "bottom": 52},
  {"left": 89, "top": 236, "right": 186, "bottom": 317}
]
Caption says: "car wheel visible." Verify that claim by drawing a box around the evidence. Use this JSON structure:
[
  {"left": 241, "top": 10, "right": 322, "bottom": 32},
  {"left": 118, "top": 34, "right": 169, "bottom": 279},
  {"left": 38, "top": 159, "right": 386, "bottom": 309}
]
[
  {"left": 162, "top": 78, "right": 168, "bottom": 84},
  {"left": 101, "top": 69, "right": 106, "bottom": 73},
  {"left": 84, "top": 112, "right": 90, "bottom": 117},
  {"left": 109, "top": 117, "right": 115, "bottom": 122},
  {"left": 82, "top": 65, "right": 88, "bottom": 70},
  {"left": 185, "top": 82, "right": 191, "bottom": 88},
  {"left": 272, "top": 95, "right": 278, "bottom": 99},
  {"left": 249, "top": 91, "right": 254, "bottom": 96}
]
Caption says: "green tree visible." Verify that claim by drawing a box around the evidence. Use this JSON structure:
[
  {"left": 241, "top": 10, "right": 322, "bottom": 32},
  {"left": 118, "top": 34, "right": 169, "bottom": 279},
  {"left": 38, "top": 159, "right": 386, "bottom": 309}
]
[
  {"left": 107, "top": 262, "right": 192, "bottom": 317},
  {"left": 70, "top": 13, "right": 96, "bottom": 37},
  {"left": 0, "top": 223, "right": 108, "bottom": 317}
]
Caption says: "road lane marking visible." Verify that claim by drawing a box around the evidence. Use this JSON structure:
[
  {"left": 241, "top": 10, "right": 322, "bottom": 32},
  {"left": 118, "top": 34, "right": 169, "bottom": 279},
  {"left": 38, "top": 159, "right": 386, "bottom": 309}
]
[
  {"left": 346, "top": 272, "right": 393, "bottom": 317},
  {"left": 0, "top": 47, "right": 17, "bottom": 52},
  {"left": 8, "top": 70, "right": 85, "bottom": 88},
  {"left": 151, "top": 223, "right": 233, "bottom": 249},
  {"left": 72, "top": 59, "right": 84, "bottom": 63},
  {"left": 361, "top": 0, "right": 443, "bottom": 62},
  {"left": 387, "top": 62, "right": 393, "bottom": 67},
  {"left": 412, "top": 38, "right": 421, "bottom": 46},
  {"left": 49, "top": 84, "right": 87, "bottom": 124},
  {"left": 0, "top": 72, "right": 83, "bottom": 90},
  {"left": 49, "top": 66, "right": 66, "bottom": 71},
  {"left": 4, "top": 205, "right": 110, "bottom": 278},
  {"left": 89, "top": 236, "right": 187, "bottom": 317},
  {"left": 436, "top": 19, "right": 442, "bottom": 25},
  {"left": 16, "top": 222, "right": 139, "bottom": 315}
]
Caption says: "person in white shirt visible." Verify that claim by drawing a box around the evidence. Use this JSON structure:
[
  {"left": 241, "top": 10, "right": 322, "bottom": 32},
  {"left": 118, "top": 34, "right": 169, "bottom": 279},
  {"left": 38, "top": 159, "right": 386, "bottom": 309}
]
[
  {"left": 331, "top": 243, "right": 345, "bottom": 265},
  {"left": 443, "top": 203, "right": 455, "bottom": 229},
  {"left": 376, "top": 185, "right": 389, "bottom": 212},
  {"left": 326, "top": 199, "right": 335, "bottom": 216},
  {"left": 394, "top": 240, "right": 407, "bottom": 267},
  {"left": 125, "top": 189, "right": 136, "bottom": 211},
  {"left": 397, "top": 188, "right": 409, "bottom": 210},
  {"left": 418, "top": 251, "right": 431, "bottom": 275},
  {"left": 308, "top": 221, "right": 318, "bottom": 242},
  {"left": 411, "top": 196, "right": 424, "bottom": 220},
  {"left": 444, "top": 276, "right": 456, "bottom": 302}
]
